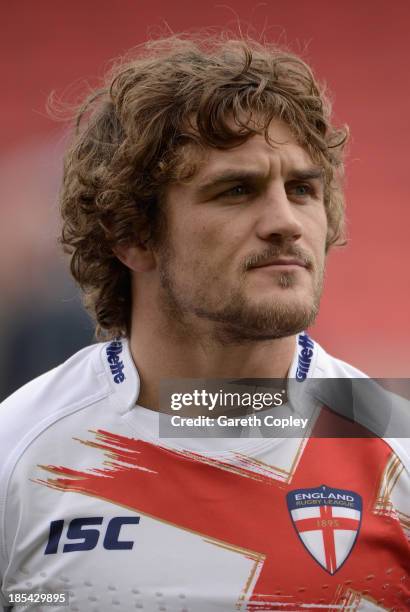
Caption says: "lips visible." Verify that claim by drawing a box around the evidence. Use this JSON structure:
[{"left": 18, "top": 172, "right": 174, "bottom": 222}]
[
  {"left": 251, "top": 258, "right": 308, "bottom": 269},
  {"left": 244, "top": 247, "right": 314, "bottom": 272}
]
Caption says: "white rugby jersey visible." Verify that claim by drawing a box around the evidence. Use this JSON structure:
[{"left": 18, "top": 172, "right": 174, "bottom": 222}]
[{"left": 0, "top": 334, "right": 409, "bottom": 611}]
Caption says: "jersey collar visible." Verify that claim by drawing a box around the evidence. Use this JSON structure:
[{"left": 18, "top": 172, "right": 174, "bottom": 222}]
[{"left": 100, "top": 332, "right": 318, "bottom": 413}]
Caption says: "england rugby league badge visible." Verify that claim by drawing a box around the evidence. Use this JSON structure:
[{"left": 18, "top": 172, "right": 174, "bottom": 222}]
[{"left": 287, "top": 485, "right": 362, "bottom": 575}]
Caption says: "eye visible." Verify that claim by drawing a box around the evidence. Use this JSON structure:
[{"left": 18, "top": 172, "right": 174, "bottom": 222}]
[
  {"left": 287, "top": 182, "right": 315, "bottom": 199},
  {"left": 219, "top": 184, "right": 251, "bottom": 198}
]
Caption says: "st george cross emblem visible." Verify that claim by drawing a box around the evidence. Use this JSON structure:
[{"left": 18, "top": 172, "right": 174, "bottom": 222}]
[{"left": 287, "top": 484, "right": 362, "bottom": 575}]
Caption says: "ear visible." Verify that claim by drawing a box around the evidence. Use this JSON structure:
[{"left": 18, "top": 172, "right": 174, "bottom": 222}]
[{"left": 114, "top": 243, "right": 156, "bottom": 273}]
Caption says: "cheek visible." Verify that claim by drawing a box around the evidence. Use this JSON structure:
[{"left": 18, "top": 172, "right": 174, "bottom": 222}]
[
  {"left": 166, "top": 203, "right": 248, "bottom": 272},
  {"left": 179, "top": 215, "right": 230, "bottom": 256},
  {"left": 169, "top": 222, "right": 221, "bottom": 275},
  {"left": 306, "top": 209, "right": 328, "bottom": 252}
]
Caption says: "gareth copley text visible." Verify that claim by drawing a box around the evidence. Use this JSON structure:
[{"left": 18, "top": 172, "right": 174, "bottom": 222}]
[{"left": 171, "top": 414, "right": 308, "bottom": 429}]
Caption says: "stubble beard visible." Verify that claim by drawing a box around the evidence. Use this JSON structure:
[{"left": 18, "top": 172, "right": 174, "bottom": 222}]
[{"left": 158, "top": 244, "right": 324, "bottom": 345}]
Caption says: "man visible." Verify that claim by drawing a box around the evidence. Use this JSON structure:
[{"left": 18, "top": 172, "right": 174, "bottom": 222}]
[{"left": 0, "top": 35, "right": 408, "bottom": 611}]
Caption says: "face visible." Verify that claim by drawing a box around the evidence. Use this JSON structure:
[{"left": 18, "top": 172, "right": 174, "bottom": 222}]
[{"left": 155, "top": 119, "right": 328, "bottom": 342}]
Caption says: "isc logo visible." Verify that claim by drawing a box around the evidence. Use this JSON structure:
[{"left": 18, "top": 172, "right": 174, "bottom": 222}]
[{"left": 44, "top": 516, "right": 140, "bottom": 554}]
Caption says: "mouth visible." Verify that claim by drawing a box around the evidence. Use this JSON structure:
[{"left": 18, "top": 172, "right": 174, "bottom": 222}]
[{"left": 250, "top": 258, "right": 309, "bottom": 271}]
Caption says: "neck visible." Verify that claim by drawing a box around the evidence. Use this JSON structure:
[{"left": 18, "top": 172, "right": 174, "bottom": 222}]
[{"left": 129, "top": 308, "right": 297, "bottom": 411}]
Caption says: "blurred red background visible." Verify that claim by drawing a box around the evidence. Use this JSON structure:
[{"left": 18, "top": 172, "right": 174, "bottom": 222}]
[{"left": 1, "top": 0, "right": 409, "bottom": 397}]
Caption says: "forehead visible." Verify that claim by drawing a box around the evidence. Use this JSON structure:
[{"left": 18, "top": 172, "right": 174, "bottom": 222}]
[{"left": 186, "top": 119, "right": 318, "bottom": 184}]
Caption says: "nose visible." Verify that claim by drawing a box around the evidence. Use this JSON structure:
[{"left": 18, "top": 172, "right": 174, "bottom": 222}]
[{"left": 255, "top": 184, "right": 303, "bottom": 242}]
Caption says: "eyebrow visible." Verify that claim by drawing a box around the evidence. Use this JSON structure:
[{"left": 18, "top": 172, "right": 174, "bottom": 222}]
[
  {"left": 287, "top": 167, "right": 324, "bottom": 183},
  {"left": 196, "top": 166, "right": 324, "bottom": 196}
]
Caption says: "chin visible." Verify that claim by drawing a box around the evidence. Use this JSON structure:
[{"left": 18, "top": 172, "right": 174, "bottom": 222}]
[
  {"left": 250, "top": 288, "right": 316, "bottom": 311},
  {"left": 228, "top": 296, "right": 319, "bottom": 337}
]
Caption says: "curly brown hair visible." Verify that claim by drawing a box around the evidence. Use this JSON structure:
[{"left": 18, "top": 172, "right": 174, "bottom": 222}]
[{"left": 60, "top": 34, "right": 348, "bottom": 340}]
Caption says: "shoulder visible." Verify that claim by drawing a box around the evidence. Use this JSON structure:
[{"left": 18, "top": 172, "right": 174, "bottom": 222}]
[
  {"left": 0, "top": 338, "right": 139, "bottom": 466},
  {"left": 0, "top": 341, "right": 109, "bottom": 415},
  {"left": 0, "top": 342, "right": 112, "bottom": 472},
  {"left": 310, "top": 336, "right": 410, "bottom": 473}
]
